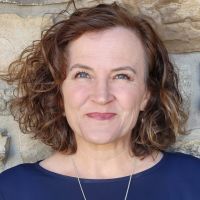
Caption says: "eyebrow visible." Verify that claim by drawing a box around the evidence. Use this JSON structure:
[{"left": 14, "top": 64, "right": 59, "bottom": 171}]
[{"left": 69, "top": 64, "right": 137, "bottom": 74}]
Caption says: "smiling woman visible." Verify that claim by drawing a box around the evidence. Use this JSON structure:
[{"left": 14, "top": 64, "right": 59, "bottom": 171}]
[
  {"left": 0, "top": 1, "right": 200, "bottom": 200},
  {"left": 62, "top": 27, "right": 149, "bottom": 147}
]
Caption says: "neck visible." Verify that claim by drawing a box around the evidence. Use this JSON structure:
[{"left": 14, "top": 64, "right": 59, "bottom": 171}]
[
  {"left": 52, "top": 137, "right": 162, "bottom": 179},
  {"left": 76, "top": 137, "right": 132, "bottom": 161},
  {"left": 70, "top": 138, "right": 137, "bottom": 179}
]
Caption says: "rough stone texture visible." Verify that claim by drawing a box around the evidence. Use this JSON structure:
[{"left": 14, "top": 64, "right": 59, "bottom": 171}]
[
  {"left": 170, "top": 53, "right": 200, "bottom": 130},
  {"left": 0, "top": 129, "right": 10, "bottom": 171},
  {"left": 0, "top": 116, "right": 22, "bottom": 172},
  {"left": 0, "top": 0, "right": 113, "bottom": 6},
  {"left": 172, "top": 140, "right": 200, "bottom": 158},
  {"left": 0, "top": 115, "right": 53, "bottom": 172},
  {"left": 0, "top": 0, "right": 68, "bottom": 4},
  {"left": 171, "top": 129, "right": 200, "bottom": 158},
  {"left": 0, "top": 80, "right": 15, "bottom": 116},
  {"left": 0, "top": 14, "right": 52, "bottom": 70},
  {"left": 0, "top": 13, "right": 54, "bottom": 171},
  {"left": 19, "top": 134, "right": 53, "bottom": 163},
  {"left": 123, "top": 0, "right": 200, "bottom": 53},
  {"left": 0, "top": 0, "right": 200, "bottom": 52}
]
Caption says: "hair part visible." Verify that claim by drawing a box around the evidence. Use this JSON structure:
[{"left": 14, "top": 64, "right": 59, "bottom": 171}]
[{"left": 0, "top": 1, "right": 187, "bottom": 157}]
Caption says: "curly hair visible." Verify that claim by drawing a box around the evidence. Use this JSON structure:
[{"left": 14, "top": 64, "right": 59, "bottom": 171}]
[{"left": 0, "top": 1, "right": 187, "bottom": 157}]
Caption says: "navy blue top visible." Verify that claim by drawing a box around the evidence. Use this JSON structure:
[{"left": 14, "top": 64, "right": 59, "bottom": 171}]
[{"left": 0, "top": 151, "right": 200, "bottom": 200}]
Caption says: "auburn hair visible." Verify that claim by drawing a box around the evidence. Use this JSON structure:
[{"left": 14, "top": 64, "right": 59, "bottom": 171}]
[{"left": 0, "top": 1, "right": 187, "bottom": 157}]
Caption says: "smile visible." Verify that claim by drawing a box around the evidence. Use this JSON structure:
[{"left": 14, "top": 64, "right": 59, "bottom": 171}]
[{"left": 86, "top": 112, "right": 116, "bottom": 120}]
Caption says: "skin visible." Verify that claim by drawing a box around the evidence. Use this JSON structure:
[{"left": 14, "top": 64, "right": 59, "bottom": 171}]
[
  {"left": 62, "top": 27, "right": 149, "bottom": 147},
  {"left": 40, "top": 26, "right": 163, "bottom": 179}
]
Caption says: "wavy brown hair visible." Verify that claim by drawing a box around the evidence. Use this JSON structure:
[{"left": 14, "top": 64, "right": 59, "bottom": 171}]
[{"left": 0, "top": 1, "right": 187, "bottom": 157}]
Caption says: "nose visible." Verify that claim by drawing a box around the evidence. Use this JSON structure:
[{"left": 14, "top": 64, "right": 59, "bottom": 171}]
[{"left": 90, "top": 79, "right": 115, "bottom": 105}]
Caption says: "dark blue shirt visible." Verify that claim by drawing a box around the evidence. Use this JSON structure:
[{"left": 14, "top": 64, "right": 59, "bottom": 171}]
[{"left": 0, "top": 151, "right": 200, "bottom": 200}]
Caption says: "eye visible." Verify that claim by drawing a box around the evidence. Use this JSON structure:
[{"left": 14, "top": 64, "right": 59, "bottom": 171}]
[
  {"left": 74, "top": 71, "right": 90, "bottom": 79},
  {"left": 114, "top": 74, "right": 131, "bottom": 80}
]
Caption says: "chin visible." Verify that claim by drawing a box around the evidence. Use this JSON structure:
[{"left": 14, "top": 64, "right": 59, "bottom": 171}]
[{"left": 79, "top": 130, "right": 124, "bottom": 145}]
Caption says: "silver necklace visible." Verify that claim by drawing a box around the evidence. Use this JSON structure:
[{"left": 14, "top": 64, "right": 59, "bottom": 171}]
[{"left": 71, "top": 157, "right": 135, "bottom": 200}]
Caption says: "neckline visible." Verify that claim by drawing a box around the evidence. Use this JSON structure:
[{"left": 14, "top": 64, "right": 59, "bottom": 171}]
[{"left": 34, "top": 151, "right": 168, "bottom": 183}]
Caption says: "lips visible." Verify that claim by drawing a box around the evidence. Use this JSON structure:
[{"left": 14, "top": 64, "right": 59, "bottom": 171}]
[{"left": 86, "top": 112, "right": 116, "bottom": 120}]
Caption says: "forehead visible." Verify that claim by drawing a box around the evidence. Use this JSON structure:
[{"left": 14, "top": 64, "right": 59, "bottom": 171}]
[{"left": 67, "top": 26, "right": 146, "bottom": 73}]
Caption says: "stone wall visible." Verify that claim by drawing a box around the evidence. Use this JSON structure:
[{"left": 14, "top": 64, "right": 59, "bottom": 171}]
[{"left": 0, "top": 0, "right": 200, "bottom": 172}]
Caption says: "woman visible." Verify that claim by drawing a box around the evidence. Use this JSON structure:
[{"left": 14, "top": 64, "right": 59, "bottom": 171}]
[{"left": 0, "top": 1, "right": 199, "bottom": 200}]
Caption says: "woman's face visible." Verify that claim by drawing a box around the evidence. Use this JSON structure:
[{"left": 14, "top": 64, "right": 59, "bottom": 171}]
[{"left": 61, "top": 27, "right": 149, "bottom": 146}]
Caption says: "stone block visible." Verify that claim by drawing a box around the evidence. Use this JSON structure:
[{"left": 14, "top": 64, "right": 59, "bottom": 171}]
[
  {"left": 0, "top": 14, "right": 52, "bottom": 70},
  {"left": 171, "top": 128, "right": 200, "bottom": 158},
  {"left": 1, "top": 0, "right": 199, "bottom": 53},
  {"left": 0, "top": 116, "right": 24, "bottom": 171},
  {"left": 123, "top": 0, "right": 200, "bottom": 53},
  {"left": 19, "top": 133, "right": 53, "bottom": 163},
  {"left": 171, "top": 140, "right": 200, "bottom": 158},
  {"left": 0, "top": 80, "right": 15, "bottom": 116},
  {"left": 0, "top": 129, "right": 10, "bottom": 162},
  {"left": 170, "top": 53, "right": 200, "bottom": 130},
  {"left": 0, "top": 0, "right": 68, "bottom": 5}
]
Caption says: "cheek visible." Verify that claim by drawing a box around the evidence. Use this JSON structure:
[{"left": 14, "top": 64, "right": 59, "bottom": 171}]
[
  {"left": 62, "top": 81, "right": 90, "bottom": 109},
  {"left": 116, "top": 86, "right": 145, "bottom": 130},
  {"left": 114, "top": 84, "right": 143, "bottom": 110}
]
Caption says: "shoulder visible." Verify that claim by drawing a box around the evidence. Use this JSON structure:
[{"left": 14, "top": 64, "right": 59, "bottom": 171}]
[
  {"left": 0, "top": 162, "right": 39, "bottom": 176},
  {"left": 163, "top": 151, "right": 200, "bottom": 174},
  {"left": 0, "top": 162, "right": 40, "bottom": 186},
  {"left": 165, "top": 151, "right": 200, "bottom": 164}
]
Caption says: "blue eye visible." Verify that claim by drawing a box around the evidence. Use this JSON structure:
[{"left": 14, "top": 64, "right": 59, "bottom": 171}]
[
  {"left": 74, "top": 71, "right": 90, "bottom": 79},
  {"left": 114, "top": 74, "right": 131, "bottom": 80}
]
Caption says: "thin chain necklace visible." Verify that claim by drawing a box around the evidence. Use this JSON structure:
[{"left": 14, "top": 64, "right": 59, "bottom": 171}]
[{"left": 71, "top": 157, "right": 135, "bottom": 200}]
